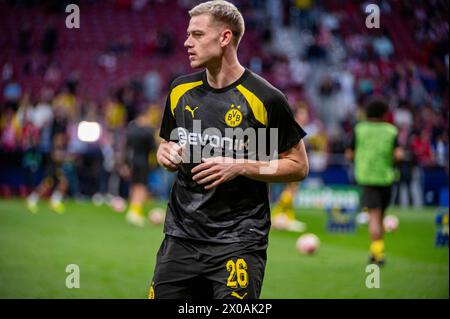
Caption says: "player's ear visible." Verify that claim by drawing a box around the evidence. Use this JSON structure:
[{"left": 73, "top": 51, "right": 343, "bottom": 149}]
[{"left": 220, "top": 29, "right": 233, "bottom": 47}]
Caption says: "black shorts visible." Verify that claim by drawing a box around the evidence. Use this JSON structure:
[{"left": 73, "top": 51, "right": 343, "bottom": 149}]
[
  {"left": 131, "top": 165, "right": 149, "bottom": 185},
  {"left": 149, "top": 235, "right": 267, "bottom": 299},
  {"left": 43, "top": 163, "right": 66, "bottom": 186},
  {"left": 361, "top": 185, "right": 392, "bottom": 212}
]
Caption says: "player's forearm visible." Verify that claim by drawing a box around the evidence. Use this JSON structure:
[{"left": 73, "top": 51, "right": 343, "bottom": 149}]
[{"left": 239, "top": 158, "right": 308, "bottom": 183}]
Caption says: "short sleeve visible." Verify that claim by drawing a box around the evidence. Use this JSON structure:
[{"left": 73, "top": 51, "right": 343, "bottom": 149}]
[
  {"left": 266, "top": 93, "right": 306, "bottom": 154},
  {"left": 393, "top": 133, "right": 399, "bottom": 148},
  {"left": 159, "top": 93, "right": 178, "bottom": 142},
  {"left": 347, "top": 132, "right": 355, "bottom": 150},
  {"left": 124, "top": 126, "right": 132, "bottom": 166}
]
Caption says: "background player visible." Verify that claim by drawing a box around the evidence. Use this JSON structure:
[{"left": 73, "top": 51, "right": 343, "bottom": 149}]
[
  {"left": 122, "top": 107, "right": 157, "bottom": 227},
  {"left": 26, "top": 132, "right": 69, "bottom": 214},
  {"left": 345, "top": 98, "right": 403, "bottom": 265},
  {"left": 271, "top": 103, "right": 313, "bottom": 232}
]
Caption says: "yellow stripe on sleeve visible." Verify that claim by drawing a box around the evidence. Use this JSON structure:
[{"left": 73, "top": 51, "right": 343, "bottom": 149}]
[{"left": 236, "top": 84, "right": 267, "bottom": 126}]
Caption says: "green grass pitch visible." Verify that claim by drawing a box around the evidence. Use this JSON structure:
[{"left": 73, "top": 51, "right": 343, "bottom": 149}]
[{"left": 0, "top": 199, "right": 448, "bottom": 298}]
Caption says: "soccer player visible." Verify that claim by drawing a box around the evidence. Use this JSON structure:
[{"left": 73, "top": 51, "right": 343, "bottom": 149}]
[
  {"left": 26, "top": 132, "right": 69, "bottom": 214},
  {"left": 271, "top": 182, "right": 305, "bottom": 232},
  {"left": 345, "top": 99, "right": 403, "bottom": 266},
  {"left": 150, "top": 1, "right": 309, "bottom": 299},
  {"left": 123, "top": 107, "right": 157, "bottom": 227}
]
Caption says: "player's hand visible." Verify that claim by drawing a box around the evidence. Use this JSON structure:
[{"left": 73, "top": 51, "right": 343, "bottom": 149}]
[
  {"left": 119, "top": 164, "right": 131, "bottom": 179},
  {"left": 157, "top": 141, "right": 184, "bottom": 172},
  {"left": 191, "top": 157, "right": 242, "bottom": 190}
]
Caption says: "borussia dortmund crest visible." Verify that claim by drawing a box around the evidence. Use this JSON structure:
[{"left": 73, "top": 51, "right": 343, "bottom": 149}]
[{"left": 225, "top": 104, "right": 243, "bottom": 127}]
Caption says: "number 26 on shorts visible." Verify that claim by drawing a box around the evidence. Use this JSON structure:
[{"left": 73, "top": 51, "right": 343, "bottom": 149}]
[{"left": 226, "top": 258, "right": 248, "bottom": 288}]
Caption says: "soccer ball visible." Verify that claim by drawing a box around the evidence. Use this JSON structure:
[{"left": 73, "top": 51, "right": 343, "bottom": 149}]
[
  {"left": 110, "top": 196, "right": 126, "bottom": 213},
  {"left": 272, "top": 214, "right": 290, "bottom": 230},
  {"left": 383, "top": 215, "right": 399, "bottom": 232},
  {"left": 296, "top": 233, "right": 320, "bottom": 255},
  {"left": 356, "top": 212, "right": 369, "bottom": 225},
  {"left": 148, "top": 208, "right": 165, "bottom": 225},
  {"left": 91, "top": 193, "right": 105, "bottom": 207}
]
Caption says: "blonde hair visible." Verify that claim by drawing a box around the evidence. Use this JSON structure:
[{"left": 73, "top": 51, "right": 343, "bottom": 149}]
[{"left": 189, "top": 0, "right": 245, "bottom": 46}]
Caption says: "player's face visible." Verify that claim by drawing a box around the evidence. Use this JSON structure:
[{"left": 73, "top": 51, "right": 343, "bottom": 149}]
[
  {"left": 295, "top": 108, "right": 309, "bottom": 126},
  {"left": 184, "top": 14, "right": 224, "bottom": 69}
]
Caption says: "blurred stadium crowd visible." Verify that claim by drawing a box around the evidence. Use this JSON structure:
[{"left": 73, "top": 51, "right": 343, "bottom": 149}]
[{"left": 0, "top": 0, "right": 448, "bottom": 206}]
